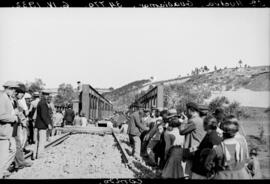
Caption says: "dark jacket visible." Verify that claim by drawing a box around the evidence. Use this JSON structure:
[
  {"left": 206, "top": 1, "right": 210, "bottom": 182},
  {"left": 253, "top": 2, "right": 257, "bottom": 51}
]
[
  {"left": 64, "top": 109, "right": 75, "bottom": 123},
  {"left": 127, "top": 111, "right": 148, "bottom": 136},
  {"left": 35, "top": 98, "right": 52, "bottom": 129},
  {"left": 192, "top": 130, "right": 223, "bottom": 176}
]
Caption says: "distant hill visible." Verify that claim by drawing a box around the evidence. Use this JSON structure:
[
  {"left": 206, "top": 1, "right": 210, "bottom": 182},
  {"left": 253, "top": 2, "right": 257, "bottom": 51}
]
[
  {"left": 103, "top": 79, "right": 151, "bottom": 110},
  {"left": 105, "top": 65, "right": 270, "bottom": 110}
]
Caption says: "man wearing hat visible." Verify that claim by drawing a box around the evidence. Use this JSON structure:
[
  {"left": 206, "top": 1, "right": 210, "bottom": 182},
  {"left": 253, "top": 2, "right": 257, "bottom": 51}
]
[
  {"left": 28, "top": 92, "right": 40, "bottom": 144},
  {"left": 0, "top": 81, "right": 19, "bottom": 178},
  {"left": 180, "top": 102, "right": 206, "bottom": 179},
  {"left": 127, "top": 103, "right": 149, "bottom": 161},
  {"left": 13, "top": 83, "right": 33, "bottom": 169},
  {"left": 35, "top": 90, "right": 52, "bottom": 159}
]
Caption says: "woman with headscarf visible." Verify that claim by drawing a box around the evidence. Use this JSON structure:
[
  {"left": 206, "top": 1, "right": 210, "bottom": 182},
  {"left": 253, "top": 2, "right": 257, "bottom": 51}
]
[{"left": 204, "top": 115, "right": 251, "bottom": 179}]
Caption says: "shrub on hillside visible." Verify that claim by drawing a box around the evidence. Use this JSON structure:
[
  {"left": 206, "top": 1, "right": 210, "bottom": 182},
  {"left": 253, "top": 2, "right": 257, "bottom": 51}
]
[
  {"left": 209, "top": 96, "right": 249, "bottom": 119},
  {"left": 164, "top": 83, "right": 211, "bottom": 112}
]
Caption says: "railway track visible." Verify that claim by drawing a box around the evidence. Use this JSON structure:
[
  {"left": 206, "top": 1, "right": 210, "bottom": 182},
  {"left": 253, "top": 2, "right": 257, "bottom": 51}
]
[
  {"left": 9, "top": 126, "right": 156, "bottom": 179},
  {"left": 8, "top": 126, "right": 157, "bottom": 179}
]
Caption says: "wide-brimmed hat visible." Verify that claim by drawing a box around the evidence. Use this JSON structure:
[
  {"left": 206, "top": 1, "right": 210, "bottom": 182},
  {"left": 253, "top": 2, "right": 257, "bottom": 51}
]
[{"left": 3, "top": 81, "right": 20, "bottom": 89}]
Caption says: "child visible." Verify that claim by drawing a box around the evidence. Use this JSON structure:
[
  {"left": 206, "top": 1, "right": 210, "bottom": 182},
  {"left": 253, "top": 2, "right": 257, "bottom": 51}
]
[{"left": 247, "top": 148, "right": 262, "bottom": 179}]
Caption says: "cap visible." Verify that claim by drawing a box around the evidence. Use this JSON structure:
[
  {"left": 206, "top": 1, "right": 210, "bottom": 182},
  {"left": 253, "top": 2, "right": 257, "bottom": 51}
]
[
  {"left": 198, "top": 104, "right": 209, "bottom": 111},
  {"left": 41, "top": 89, "right": 51, "bottom": 95},
  {"left": 3, "top": 81, "right": 20, "bottom": 88},
  {"left": 186, "top": 102, "right": 200, "bottom": 112}
]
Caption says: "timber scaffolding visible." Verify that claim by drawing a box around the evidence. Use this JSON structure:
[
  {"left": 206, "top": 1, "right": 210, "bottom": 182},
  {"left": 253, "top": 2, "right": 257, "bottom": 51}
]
[
  {"left": 72, "top": 84, "right": 113, "bottom": 121},
  {"left": 129, "top": 85, "right": 164, "bottom": 111}
]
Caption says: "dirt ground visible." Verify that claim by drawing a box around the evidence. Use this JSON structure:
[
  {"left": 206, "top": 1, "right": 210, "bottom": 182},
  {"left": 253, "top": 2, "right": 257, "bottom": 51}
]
[
  {"left": 239, "top": 107, "right": 270, "bottom": 179},
  {"left": 9, "top": 134, "right": 134, "bottom": 179}
]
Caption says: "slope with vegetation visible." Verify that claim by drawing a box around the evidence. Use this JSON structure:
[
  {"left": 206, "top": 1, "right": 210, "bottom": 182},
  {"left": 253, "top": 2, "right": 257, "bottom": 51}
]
[{"left": 106, "top": 65, "right": 269, "bottom": 111}]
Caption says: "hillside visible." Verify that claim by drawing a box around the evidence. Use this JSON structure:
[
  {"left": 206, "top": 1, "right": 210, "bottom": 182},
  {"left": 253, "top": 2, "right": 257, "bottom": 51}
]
[
  {"left": 105, "top": 65, "right": 270, "bottom": 110},
  {"left": 103, "top": 79, "right": 151, "bottom": 110}
]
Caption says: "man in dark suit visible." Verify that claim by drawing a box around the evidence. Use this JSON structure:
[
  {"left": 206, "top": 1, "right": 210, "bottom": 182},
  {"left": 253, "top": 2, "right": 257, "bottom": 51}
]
[
  {"left": 127, "top": 103, "right": 148, "bottom": 161},
  {"left": 63, "top": 104, "right": 75, "bottom": 126},
  {"left": 35, "top": 90, "right": 52, "bottom": 159}
]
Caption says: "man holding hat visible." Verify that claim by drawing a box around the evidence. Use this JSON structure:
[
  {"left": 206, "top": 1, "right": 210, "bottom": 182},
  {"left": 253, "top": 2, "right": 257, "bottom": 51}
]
[
  {"left": 0, "top": 81, "right": 19, "bottom": 178},
  {"left": 127, "top": 103, "right": 149, "bottom": 161},
  {"left": 180, "top": 102, "right": 206, "bottom": 178},
  {"left": 35, "top": 90, "right": 52, "bottom": 159}
]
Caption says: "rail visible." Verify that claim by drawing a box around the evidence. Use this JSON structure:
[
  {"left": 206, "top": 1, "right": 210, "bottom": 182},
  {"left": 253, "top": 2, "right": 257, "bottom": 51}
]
[
  {"left": 24, "top": 132, "right": 71, "bottom": 160},
  {"left": 23, "top": 126, "right": 154, "bottom": 177}
]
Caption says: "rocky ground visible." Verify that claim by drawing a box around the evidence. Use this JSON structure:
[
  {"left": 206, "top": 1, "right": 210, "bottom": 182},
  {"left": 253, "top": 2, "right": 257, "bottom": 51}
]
[{"left": 9, "top": 134, "right": 135, "bottom": 179}]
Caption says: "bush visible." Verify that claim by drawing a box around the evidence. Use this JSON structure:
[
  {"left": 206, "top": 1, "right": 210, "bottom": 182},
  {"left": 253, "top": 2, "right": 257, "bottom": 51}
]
[
  {"left": 208, "top": 96, "right": 249, "bottom": 119},
  {"left": 164, "top": 83, "right": 211, "bottom": 112}
]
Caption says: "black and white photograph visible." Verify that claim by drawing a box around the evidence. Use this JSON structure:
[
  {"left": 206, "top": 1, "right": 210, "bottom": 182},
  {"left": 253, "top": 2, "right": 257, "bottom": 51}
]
[{"left": 0, "top": 5, "right": 269, "bottom": 180}]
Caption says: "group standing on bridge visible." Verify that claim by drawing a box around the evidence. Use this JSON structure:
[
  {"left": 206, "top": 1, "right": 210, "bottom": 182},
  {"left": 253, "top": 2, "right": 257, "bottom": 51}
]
[
  {"left": 123, "top": 102, "right": 262, "bottom": 179},
  {"left": 0, "top": 80, "right": 89, "bottom": 179}
]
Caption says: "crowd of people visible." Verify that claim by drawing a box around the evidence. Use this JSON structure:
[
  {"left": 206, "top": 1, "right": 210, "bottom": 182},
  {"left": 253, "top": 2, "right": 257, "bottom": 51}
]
[
  {"left": 0, "top": 80, "right": 263, "bottom": 179},
  {"left": 124, "top": 102, "right": 262, "bottom": 179},
  {"left": 0, "top": 81, "right": 88, "bottom": 179}
]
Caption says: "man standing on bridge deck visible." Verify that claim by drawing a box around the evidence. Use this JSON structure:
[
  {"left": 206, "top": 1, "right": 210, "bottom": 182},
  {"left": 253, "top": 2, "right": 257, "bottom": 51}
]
[
  {"left": 35, "top": 90, "right": 52, "bottom": 159},
  {"left": 127, "top": 103, "right": 149, "bottom": 161}
]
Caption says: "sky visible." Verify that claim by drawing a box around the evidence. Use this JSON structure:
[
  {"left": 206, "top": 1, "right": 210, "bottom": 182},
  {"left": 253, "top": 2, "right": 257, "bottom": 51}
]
[{"left": 0, "top": 8, "right": 269, "bottom": 90}]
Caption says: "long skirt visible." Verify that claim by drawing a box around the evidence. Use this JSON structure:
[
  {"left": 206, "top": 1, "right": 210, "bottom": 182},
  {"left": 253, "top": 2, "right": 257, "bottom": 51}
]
[{"left": 162, "top": 147, "right": 184, "bottom": 179}]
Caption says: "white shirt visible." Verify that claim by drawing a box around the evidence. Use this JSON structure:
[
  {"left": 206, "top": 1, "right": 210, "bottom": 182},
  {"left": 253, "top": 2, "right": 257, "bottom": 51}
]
[{"left": 17, "top": 97, "right": 28, "bottom": 111}]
